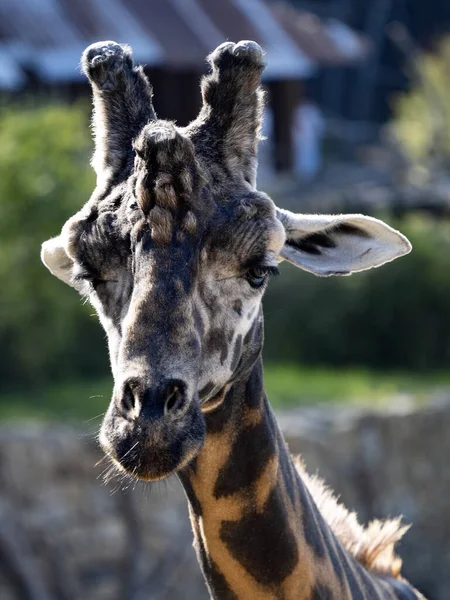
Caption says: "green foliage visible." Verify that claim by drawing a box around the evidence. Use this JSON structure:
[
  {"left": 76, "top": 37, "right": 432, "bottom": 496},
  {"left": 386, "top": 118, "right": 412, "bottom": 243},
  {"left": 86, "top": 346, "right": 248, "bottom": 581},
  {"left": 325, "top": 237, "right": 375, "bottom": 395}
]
[
  {"left": 0, "top": 377, "right": 112, "bottom": 420},
  {"left": 390, "top": 37, "right": 450, "bottom": 179},
  {"left": 264, "top": 215, "right": 450, "bottom": 371},
  {"left": 0, "top": 103, "right": 108, "bottom": 389},
  {"left": 1, "top": 367, "right": 448, "bottom": 421},
  {"left": 1, "top": 104, "right": 450, "bottom": 399},
  {"left": 264, "top": 365, "right": 450, "bottom": 409}
]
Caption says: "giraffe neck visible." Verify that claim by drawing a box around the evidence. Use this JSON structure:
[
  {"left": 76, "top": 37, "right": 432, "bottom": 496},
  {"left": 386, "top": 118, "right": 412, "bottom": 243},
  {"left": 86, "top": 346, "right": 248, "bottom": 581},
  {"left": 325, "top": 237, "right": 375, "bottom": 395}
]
[
  {"left": 179, "top": 358, "right": 420, "bottom": 600},
  {"left": 180, "top": 358, "right": 309, "bottom": 598}
]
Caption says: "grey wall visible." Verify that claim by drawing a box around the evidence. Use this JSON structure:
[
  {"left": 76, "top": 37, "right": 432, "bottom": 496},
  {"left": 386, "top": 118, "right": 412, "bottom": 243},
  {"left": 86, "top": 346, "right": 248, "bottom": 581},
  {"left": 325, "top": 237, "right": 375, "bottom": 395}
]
[{"left": 0, "top": 399, "right": 448, "bottom": 599}]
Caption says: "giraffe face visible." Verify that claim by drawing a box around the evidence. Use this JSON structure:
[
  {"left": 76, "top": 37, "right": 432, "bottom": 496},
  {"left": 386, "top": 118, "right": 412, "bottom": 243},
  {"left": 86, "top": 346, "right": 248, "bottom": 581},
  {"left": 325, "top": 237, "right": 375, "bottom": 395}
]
[{"left": 57, "top": 122, "right": 285, "bottom": 481}]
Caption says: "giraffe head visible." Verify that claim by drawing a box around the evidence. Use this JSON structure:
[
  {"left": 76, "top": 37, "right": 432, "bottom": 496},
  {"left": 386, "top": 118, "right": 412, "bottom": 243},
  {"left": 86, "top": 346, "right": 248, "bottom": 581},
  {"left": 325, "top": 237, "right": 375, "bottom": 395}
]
[{"left": 41, "top": 41, "right": 411, "bottom": 481}]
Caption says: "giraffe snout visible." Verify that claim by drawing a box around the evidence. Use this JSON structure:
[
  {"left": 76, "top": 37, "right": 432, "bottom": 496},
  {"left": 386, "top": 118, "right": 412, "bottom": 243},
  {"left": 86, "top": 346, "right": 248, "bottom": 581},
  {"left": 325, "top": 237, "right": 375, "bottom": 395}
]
[{"left": 100, "top": 375, "right": 206, "bottom": 481}]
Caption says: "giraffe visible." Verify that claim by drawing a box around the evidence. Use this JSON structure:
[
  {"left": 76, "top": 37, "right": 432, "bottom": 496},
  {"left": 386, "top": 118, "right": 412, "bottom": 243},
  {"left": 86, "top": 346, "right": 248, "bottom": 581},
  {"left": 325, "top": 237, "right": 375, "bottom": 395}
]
[{"left": 41, "top": 40, "right": 425, "bottom": 599}]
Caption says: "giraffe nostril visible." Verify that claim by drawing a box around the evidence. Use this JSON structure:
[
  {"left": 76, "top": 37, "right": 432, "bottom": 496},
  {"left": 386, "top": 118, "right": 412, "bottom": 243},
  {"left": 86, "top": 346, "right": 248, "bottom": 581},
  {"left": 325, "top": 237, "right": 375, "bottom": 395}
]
[
  {"left": 118, "top": 379, "right": 139, "bottom": 418},
  {"left": 163, "top": 380, "right": 188, "bottom": 418},
  {"left": 117, "top": 378, "right": 189, "bottom": 420}
]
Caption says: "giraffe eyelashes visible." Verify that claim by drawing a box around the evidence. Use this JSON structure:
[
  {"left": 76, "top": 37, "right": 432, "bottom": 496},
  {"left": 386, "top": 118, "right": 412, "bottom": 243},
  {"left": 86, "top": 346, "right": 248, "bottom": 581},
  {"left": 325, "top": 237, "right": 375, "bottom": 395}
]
[
  {"left": 73, "top": 270, "right": 118, "bottom": 290},
  {"left": 245, "top": 265, "right": 280, "bottom": 289},
  {"left": 89, "top": 278, "right": 118, "bottom": 292}
]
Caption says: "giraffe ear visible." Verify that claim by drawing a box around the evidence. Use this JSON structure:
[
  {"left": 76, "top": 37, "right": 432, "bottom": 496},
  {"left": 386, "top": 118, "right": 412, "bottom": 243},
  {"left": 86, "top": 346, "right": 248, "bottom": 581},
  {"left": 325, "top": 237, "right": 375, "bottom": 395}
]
[
  {"left": 275, "top": 209, "right": 412, "bottom": 276},
  {"left": 41, "top": 236, "right": 77, "bottom": 287}
]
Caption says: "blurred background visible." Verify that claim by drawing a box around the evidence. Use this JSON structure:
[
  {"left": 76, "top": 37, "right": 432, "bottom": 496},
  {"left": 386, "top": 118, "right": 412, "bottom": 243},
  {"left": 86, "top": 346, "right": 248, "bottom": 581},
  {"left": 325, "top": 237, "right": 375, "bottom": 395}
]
[{"left": 1, "top": 0, "right": 450, "bottom": 598}]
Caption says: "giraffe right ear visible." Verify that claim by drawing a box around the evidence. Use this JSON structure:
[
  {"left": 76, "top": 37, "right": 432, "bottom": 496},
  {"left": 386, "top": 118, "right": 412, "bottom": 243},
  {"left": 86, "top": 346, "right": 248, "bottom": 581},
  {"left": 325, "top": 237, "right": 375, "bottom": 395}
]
[
  {"left": 41, "top": 236, "right": 76, "bottom": 287},
  {"left": 275, "top": 208, "right": 412, "bottom": 277}
]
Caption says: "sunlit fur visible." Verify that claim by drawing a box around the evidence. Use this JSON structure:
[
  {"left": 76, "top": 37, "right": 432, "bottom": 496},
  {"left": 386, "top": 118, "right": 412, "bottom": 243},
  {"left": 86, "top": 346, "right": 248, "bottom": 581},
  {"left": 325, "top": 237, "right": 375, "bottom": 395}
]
[{"left": 41, "top": 40, "right": 424, "bottom": 599}]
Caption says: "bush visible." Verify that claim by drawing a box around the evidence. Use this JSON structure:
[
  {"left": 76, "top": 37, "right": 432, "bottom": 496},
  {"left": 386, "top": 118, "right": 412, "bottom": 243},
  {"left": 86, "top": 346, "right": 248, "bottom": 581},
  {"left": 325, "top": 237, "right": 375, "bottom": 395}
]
[
  {"left": 264, "top": 215, "right": 450, "bottom": 371},
  {"left": 1, "top": 104, "right": 450, "bottom": 392},
  {"left": 390, "top": 36, "right": 450, "bottom": 180},
  {"left": 0, "top": 103, "right": 108, "bottom": 389}
]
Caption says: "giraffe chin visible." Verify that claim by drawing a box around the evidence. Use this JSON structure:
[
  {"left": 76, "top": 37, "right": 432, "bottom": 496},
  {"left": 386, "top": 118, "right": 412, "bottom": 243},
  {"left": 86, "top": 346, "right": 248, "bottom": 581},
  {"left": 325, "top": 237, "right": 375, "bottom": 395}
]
[{"left": 99, "top": 404, "right": 206, "bottom": 481}]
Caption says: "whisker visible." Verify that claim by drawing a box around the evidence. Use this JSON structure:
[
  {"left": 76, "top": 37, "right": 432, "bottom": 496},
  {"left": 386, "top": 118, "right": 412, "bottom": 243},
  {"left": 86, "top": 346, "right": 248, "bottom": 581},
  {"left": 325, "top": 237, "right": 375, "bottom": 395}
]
[
  {"left": 95, "top": 453, "right": 110, "bottom": 468},
  {"left": 84, "top": 411, "right": 106, "bottom": 423},
  {"left": 119, "top": 440, "right": 140, "bottom": 461},
  {"left": 98, "top": 462, "right": 116, "bottom": 480}
]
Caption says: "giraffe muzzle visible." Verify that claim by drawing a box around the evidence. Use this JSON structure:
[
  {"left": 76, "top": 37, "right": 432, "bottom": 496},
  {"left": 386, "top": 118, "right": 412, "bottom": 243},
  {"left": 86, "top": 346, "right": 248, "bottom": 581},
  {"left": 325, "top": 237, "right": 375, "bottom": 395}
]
[{"left": 99, "top": 376, "right": 206, "bottom": 481}]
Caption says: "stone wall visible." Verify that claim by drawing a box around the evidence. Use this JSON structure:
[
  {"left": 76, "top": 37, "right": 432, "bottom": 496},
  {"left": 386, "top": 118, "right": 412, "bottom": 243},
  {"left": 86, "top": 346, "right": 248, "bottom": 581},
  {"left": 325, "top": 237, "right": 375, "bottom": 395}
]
[
  {"left": 280, "top": 399, "right": 450, "bottom": 600},
  {"left": 0, "top": 398, "right": 448, "bottom": 599}
]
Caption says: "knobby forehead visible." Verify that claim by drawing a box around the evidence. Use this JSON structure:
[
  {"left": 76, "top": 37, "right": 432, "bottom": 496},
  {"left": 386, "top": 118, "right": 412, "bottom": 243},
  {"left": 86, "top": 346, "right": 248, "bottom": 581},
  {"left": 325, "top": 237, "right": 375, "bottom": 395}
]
[{"left": 63, "top": 120, "right": 283, "bottom": 278}]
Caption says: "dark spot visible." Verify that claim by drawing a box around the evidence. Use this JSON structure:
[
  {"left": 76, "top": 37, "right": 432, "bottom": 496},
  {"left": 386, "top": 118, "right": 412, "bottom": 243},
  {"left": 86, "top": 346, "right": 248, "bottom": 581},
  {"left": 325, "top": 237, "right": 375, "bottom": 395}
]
[
  {"left": 247, "top": 307, "right": 257, "bottom": 321},
  {"left": 220, "top": 487, "right": 298, "bottom": 586},
  {"left": 244, "top": 360, "right": 264, "bottom": 409},
  {"left": 206, "top": 328, "right": 228, "bottom": 364},
  {"left": 234, "top": 350, "right": 261, "bottom": 381},
  {"left": 205, "top": 387, "right": 234, "bottom": 435},
  {"left": 337, "top": 223, "right": 370, "bottom": 238},
  {"left": 200, "top": 287, "right": 221, "bottom": 318},
  {"left": 336, "top": 543, "right": 367, "bottom": 597},
  {"left": 287, "top": 232, "right": 331, "bottom": 255},
  {"left": 221, "top": 345, "right": 229, "bottom": 365},
  {"left": 279, "top": 451, "right": 297, "bottom": 508},
  {"left": 312, "top": 584, "right": 334, "bottom": 600},
  {"left": 296, "top": 481, "right": 326, "bottom": 559},
  {"left": 189, "top": 521, "right": 229, "bottom": 596},
  {"left": 204, "top": 559, "right": 238, "bottom": 600},
  {"left": 193, "top": 306, "right": 205, "bottom": 336},
  {"left": 233, "top": 298, "right": 243, "bottom": 316},
  {"left": 247, "top": 306, "right": 257, "bottom": 320},
  {"left": 243, "top": 320, "right": 257, "bottom": 346},
  {"left": 326, "top": 536, "right": 345, "bottom": 584},
  {"left": 230, "top": 334, "right": 243, "bottom": 372},
  {"left": 287, "top": 223, "right": 370, "bottom": 255},
  {"left": 86, "top": 206, "right": 99, "bottom": 223},
  {"left": 232, "top": 321, "right": 262, "bottom": 380},
  {"left": 199, "top": 381, "right": 216, "bottom": 400},
  {"left": 179, "top": 475, "right": 202, "bottom": 518},
  {"left": 301, "top": 509, "right": 325, "bottom": 559},
  {"left": 214, "top": 411, "right": 276, "bottom": 499}
]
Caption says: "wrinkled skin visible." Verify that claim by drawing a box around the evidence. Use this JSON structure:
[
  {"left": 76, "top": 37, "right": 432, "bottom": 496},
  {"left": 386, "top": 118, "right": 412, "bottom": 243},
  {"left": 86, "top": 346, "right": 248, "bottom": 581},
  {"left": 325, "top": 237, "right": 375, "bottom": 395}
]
[{"left": 41, "top": 40, "right": 411, "bottom": 483}]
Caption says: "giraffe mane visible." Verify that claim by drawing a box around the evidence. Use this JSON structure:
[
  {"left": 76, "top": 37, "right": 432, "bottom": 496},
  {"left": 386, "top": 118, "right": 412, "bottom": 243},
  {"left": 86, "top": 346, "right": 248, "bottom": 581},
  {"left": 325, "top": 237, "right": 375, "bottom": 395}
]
[{"left": 293, "top": 457, "right": 409, "bottom": 579}]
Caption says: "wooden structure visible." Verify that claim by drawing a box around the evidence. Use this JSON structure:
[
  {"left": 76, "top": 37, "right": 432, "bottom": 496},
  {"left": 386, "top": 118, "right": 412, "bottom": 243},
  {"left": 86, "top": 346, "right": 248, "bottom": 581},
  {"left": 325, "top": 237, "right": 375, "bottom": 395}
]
[{"left": 0, "top": 0, "right": 369, "bottom": 171}]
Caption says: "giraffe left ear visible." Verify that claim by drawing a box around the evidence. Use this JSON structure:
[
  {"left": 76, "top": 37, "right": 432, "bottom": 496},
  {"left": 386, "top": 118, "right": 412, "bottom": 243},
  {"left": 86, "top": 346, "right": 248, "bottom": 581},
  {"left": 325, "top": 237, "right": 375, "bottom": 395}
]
[
  {"left": 41, "top": 236, "right": 76, "bottom": 287},
  {"left": 275, "top": 209, "right": 412, "bottom": 276}
]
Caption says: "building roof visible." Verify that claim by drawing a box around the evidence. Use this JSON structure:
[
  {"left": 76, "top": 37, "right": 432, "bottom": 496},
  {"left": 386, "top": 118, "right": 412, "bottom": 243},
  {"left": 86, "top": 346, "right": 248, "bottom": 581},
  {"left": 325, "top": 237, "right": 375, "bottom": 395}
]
[
  {"left": 270, "top": 3, "right": 371, "bottom": 65},
  {"left": 0, "top": 0, "right": 369, "bottom": 90}
]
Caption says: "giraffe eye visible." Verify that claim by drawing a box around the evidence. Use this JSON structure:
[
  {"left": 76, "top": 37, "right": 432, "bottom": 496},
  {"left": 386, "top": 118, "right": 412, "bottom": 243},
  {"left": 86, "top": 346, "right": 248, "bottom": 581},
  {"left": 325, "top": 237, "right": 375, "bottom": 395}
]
[
  {"left": 73, "top": 270, "right": 117, "bottom": 291},
  {"left": 90, "top": 278, "right": 108, "bottom": 291},
  {"left": 245, "top": 265, "right": 279, "bottom": 289},
  {"left": 89, "top": 277, "right": 119, "bottom": 292}
]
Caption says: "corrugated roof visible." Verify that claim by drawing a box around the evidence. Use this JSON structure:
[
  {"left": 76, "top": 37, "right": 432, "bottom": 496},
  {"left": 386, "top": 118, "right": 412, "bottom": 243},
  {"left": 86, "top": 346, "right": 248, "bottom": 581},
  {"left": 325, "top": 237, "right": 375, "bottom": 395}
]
[
  {"left": 0, "top": 0, "right": 369, "bottom": 89},
  {"left": 270, "top": 2, "right": 370, "bottom": 65},
  {"left": 232, "top": 0, "right": 314, "bottom": 78}
]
